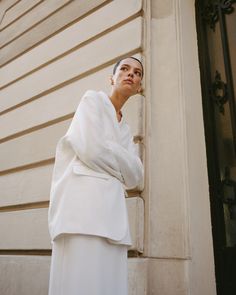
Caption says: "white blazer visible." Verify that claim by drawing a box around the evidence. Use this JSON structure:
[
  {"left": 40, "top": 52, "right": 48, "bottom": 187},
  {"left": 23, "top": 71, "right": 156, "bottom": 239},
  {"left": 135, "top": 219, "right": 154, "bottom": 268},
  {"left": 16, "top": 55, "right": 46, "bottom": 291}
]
[{"left": 48, "top": 90, "right": 144, "bottom": 245}]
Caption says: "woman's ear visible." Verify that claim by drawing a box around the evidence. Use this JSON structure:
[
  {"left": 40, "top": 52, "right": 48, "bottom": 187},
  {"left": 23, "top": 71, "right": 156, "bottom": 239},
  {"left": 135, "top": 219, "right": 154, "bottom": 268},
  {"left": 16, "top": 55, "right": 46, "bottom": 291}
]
[
  {"left": 109, "top": 75, "right": 114, "bottom": 85},
  {"left": 137, "top": 85, "right": 143, "bottom": 93}
]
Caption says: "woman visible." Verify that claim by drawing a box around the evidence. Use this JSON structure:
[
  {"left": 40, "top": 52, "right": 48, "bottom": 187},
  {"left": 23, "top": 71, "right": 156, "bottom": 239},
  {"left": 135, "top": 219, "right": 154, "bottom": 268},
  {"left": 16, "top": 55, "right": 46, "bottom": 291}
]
[{"left": 48, "top": 57, "right": 144, "bottom": 295}]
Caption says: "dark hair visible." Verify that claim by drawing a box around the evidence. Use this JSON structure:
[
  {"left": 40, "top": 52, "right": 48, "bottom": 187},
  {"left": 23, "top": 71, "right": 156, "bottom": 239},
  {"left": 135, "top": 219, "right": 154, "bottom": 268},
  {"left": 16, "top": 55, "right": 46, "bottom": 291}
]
[{"left": 112, "top": 57, "right": 144, "bottom": 78}]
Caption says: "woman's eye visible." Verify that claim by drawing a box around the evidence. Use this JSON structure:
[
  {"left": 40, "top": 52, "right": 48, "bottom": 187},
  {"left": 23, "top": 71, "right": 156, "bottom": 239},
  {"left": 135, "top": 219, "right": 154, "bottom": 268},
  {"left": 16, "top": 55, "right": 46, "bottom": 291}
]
[
  {"left": 120, "top": 66, "right": 129, "bottom": 72},
  {"left": 135, "top": 71, "right": 142, "bottom": 77}
]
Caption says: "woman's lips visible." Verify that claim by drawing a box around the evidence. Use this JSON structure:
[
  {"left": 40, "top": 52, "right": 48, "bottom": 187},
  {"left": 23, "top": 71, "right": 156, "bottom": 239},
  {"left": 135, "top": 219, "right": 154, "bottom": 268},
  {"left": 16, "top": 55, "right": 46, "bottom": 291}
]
[{"left": 123, "top": 79, "right": 134, "bottom": 84}]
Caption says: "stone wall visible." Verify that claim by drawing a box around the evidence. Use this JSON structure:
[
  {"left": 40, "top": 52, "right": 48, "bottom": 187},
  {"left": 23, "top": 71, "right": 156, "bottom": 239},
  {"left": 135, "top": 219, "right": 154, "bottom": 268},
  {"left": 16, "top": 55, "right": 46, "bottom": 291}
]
[
  {"left": 0, "top": 0, "right": 217, "bottom": 294},
  {"left": 0, "top": 0, "right": 145, "bottom": 294}
]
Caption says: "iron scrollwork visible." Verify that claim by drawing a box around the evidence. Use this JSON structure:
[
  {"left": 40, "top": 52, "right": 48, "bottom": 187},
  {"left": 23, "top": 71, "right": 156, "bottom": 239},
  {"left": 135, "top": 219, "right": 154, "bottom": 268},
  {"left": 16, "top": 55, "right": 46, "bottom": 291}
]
[
  {"left": 219, "top": 166, "right": 236, "bottom": 219},
  {"left": 211, "top": 71, "right": 228, "bottom": 114},
  {"left": 203, "top": 0, "right": 235, "bottom": 30}
]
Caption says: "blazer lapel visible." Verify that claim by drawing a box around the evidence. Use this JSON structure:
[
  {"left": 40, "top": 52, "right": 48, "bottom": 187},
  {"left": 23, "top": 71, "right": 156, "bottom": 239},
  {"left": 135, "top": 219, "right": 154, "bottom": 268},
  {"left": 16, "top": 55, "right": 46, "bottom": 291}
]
[{"left": 98, "top": 91, "right": 122, "bottom": 141}]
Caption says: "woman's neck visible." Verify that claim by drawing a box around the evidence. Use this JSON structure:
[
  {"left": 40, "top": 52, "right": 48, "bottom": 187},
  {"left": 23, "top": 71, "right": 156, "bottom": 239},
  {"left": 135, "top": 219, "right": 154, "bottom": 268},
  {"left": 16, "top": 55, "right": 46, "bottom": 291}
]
[{"left": 109, "top": 90, "right": 129, "bottom": 113}]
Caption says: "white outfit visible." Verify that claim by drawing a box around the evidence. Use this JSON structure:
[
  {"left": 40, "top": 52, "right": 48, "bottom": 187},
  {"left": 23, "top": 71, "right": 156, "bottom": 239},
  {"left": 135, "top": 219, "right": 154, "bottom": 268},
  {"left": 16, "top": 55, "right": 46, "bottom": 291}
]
[
  {"left": 48, "top": 235, "right": 128, "bottom": 295},
  {"left": 48, "top": 90, "right": 143, "bottom": 294}
]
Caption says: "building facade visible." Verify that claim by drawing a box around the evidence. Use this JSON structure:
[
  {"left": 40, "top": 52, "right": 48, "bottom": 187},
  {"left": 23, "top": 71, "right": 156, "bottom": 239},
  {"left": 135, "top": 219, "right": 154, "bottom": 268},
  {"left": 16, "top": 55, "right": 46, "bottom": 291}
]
[{"left": 0, "top": 0, "right": 235, "bottom": 294}]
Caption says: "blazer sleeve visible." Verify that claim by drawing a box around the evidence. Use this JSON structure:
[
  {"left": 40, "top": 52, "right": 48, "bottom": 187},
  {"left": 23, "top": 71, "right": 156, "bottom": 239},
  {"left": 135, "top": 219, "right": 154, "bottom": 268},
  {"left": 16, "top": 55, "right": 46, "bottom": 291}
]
[
  {"left": 107, "top": 140, "right": 144, "bottom": 189},
  {"left": 66, "top": 91, "right": 144, "bottom": 189}
]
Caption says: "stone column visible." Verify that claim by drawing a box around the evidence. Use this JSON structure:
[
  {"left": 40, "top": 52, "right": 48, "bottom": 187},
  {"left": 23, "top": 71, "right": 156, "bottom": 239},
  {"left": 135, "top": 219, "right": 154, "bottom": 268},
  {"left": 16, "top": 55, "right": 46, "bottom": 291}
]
[{"left": 143, "top": 1, "right": 217, "bottom": 294}]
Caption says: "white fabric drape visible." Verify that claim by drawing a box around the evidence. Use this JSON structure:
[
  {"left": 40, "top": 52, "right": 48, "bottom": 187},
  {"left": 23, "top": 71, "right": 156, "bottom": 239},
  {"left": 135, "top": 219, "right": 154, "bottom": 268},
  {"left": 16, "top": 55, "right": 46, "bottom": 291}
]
[{"left": 48, "top": 234, "right": 128, "bottom": 295}]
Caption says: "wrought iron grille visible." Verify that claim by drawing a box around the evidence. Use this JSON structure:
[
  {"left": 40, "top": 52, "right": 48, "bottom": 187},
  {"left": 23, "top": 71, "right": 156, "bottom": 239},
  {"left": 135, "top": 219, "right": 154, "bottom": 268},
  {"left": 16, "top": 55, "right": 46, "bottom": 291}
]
[{"left": 202, "top": 0, "right": 236, "bottom": 153}]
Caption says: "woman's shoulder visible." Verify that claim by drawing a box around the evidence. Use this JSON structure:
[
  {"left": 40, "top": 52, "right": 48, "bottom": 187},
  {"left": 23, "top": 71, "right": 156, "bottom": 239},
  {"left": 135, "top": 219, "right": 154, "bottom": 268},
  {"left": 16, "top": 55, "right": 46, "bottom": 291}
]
[
  {"left": 81, "top": 90, "right": 107, "bottom": 106},
  {"left": 83, "top": 89, "right": 99, "bottom": 97}
]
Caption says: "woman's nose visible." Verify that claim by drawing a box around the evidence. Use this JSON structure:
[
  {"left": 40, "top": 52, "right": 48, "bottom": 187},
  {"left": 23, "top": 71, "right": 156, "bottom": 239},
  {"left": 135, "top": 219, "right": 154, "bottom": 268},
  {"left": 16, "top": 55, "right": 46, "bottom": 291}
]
[{"left": 128, "top": 71, "right": 134, "bottom": 77}]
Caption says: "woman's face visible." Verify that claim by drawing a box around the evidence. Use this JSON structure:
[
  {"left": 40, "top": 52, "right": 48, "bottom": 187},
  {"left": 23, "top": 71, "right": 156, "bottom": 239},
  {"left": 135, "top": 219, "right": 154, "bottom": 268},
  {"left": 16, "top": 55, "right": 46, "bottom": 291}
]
[{"left": 111, "top": 58, "right": 143, "bottom": 96}]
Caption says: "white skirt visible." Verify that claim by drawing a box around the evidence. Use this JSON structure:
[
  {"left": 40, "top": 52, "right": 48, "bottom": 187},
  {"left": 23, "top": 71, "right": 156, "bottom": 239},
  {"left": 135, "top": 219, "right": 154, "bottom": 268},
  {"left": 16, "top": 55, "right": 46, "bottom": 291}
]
[{"left": 48, "top": 234, "right": 128, "bottom": 295}]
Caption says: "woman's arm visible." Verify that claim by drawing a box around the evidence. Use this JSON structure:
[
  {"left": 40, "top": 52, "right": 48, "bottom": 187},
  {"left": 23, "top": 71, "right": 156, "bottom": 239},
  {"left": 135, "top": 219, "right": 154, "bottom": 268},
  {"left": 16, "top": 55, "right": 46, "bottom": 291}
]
[
  {"left": 107, "top": 140, "right": 143, "bottom": 189},
  {"left": 66, "top": 91, "right": 143, "bottom": 189}
]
